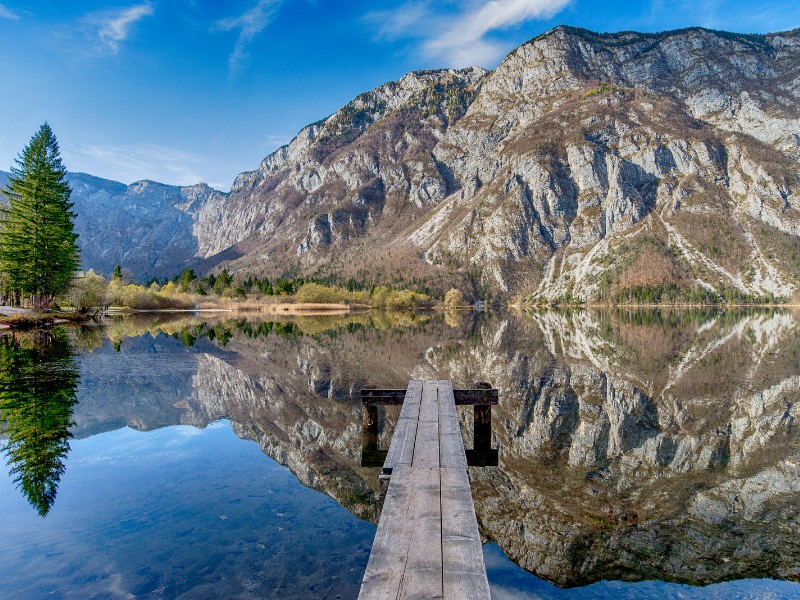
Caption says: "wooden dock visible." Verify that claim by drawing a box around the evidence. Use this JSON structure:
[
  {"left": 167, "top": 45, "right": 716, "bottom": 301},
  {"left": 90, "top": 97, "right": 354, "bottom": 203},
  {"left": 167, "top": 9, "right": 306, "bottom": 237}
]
[{"left": 358, "top": 380, "right": 497, "bottom": 600}]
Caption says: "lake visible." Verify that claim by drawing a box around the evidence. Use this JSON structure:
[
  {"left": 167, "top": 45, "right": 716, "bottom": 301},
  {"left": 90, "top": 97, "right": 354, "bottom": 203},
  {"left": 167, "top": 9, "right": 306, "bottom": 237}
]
[{"left": 1, "top": 309, "right": 799, "bottom": 599}]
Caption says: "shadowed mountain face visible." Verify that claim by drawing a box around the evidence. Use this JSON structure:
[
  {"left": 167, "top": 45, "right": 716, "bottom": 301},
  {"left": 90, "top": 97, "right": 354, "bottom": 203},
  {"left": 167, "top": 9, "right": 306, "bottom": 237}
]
[
  {"left": 41, "top": 308, "right": 799, "bottom": 587},
  {"left": 0, "top": 171, "right": 227, "bottom": 279},
  {"left": 65, "top": 173, "right": 227, "bottom": 279}
]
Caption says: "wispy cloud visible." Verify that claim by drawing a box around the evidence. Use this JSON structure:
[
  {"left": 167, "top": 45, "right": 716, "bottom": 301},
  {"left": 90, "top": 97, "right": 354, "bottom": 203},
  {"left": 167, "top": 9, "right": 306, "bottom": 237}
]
[
  {"left": 64, "top": 142, "right": 225, "bottom": 190},
  {"left": 95, "top": 3, "right": 154, "bottom": 53},
  {"left": 367, "top": 0, "right": 572, "bottom": 67},
  {"left": 217, "top": 0, "right": 284, "bottom": 75},
  {"left": 0, "top": 3, "right": 20, "bottom": 20}
]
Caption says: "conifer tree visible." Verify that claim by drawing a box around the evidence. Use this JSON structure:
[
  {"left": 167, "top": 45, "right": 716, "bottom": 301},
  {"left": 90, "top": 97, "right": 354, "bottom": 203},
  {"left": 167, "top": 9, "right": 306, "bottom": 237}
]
[{"left": 0, "top": 123, "right": 80, "bottom": 308}]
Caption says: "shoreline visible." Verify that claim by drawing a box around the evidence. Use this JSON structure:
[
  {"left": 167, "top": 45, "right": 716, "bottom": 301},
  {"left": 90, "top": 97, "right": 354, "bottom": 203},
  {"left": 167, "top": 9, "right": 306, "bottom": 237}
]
[
  {"left": 514, "top": 302, "right": 798, "bottom": 309},
  {"left": 108, "top": 302, "right": 374, "bottom": 316},
  {"left": 2, "top": 299, "right": 796, "bottom": 331}
]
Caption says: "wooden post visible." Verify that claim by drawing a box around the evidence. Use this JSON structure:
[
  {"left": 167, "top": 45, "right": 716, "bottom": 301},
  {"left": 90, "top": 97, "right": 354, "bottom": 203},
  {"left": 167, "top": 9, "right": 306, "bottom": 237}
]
[
  {"left": 361, "top": 403, "right": 388, "bottom": 469},
  {"left": 473, "top": 381, "right": 492, "bottom": 452},
  {"left": 466, "top": 382, "right": 497, "bottom": 466},
  {"left": 473, "top": 405, "right": 491, "bottom": 451}
]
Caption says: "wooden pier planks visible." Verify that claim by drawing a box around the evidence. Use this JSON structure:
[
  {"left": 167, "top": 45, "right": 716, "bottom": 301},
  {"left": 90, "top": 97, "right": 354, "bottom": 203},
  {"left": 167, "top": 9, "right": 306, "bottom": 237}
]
[
  {"left": 358, "top": 380, "right": 490, "bottom": 600},
  {"left": 383, "top": 380, "right": 422, "bottom": 473}
]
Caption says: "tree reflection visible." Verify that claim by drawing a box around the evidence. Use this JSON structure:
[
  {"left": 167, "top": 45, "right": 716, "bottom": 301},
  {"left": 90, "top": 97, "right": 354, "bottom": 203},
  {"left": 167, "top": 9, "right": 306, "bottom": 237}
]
[{"left": 0, "top": 328, "right": 79, "bottom": 516}]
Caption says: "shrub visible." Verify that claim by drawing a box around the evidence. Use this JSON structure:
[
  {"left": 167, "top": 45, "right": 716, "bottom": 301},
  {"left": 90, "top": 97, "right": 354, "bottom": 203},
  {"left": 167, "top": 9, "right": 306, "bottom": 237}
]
[
  {"left": 443, "top": 288, "right": 465, "bottom": 308},
  {"left": 295, "top": 282, "right": 344, "bottom": 304},
  {"left": 63, "top": 270, "right": 108, "bottom": 312}
]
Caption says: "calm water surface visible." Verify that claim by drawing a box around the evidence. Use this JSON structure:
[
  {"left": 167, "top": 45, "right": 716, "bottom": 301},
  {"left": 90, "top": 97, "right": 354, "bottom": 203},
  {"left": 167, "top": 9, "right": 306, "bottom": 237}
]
[{"left": 0, "top": 309, "right": 798, "bottom": 599}]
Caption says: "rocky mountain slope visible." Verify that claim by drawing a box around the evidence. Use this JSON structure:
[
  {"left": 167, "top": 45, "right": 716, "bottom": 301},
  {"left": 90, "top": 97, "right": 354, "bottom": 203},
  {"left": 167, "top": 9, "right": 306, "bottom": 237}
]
[
  {"left": 189, "top": 26, "right": 800, "bottom": 303},
  {"left": 4, "top": 26, "right": 800, "bottom": 301},
  {"left": 68, "top": 174, "right": 229, "bottom": 278}
]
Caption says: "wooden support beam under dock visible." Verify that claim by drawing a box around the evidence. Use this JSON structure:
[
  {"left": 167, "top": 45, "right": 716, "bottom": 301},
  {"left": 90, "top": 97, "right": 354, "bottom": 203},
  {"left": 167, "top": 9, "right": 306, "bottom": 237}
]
[{"left": 358, "top": 380, "right": 495, "bottom": 600}]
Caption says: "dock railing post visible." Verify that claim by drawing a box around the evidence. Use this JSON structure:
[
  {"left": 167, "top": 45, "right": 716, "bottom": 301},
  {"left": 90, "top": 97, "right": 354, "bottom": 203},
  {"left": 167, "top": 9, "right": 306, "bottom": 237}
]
[{"left": 473, "top": 381, "right": 492, "bottom": 455}]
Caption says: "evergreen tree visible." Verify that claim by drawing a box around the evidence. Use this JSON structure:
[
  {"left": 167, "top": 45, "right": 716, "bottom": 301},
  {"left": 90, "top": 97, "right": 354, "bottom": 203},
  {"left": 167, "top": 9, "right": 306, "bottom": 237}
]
[{"left": 0, "top": 123, "right": 80, "bottom": 308}]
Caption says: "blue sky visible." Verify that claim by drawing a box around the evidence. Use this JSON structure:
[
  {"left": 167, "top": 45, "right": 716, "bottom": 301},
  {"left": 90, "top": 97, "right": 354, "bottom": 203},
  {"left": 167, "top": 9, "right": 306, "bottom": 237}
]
[{"left": 0, "top": 1, "right": 798, "bottom": 191}]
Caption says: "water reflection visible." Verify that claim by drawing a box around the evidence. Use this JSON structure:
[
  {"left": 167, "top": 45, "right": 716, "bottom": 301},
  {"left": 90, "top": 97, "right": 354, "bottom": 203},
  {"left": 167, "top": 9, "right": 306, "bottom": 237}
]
[
  {"left": 0, "top": 329, "right": 79, "bottom": 516},
  {"left": 92, "top": 307, "right": 800, "bottom": 589},
  {"left": 459, "top": 308, "right": 800, "bottom": 587},
  {"left": 1, "top": 308, "right": 798, "bottom": 596}
]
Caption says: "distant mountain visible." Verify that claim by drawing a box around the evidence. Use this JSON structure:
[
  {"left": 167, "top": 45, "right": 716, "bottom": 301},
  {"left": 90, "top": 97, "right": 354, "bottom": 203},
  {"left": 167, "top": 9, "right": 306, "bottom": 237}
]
[
  {"left": 0, "top": 170, "right": 227, "bottom": 278},
  {"left": 66, "top": 173, "right": 229, "bottom": 278},
  {"left": 4, "top": 26, "right": 800, "bottom": 300}
]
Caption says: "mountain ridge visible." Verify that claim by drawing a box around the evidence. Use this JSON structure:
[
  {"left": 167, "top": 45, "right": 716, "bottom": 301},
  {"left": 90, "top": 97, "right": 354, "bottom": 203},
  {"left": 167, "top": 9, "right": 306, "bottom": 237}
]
[
  {"left": 200, "top": 24, "right": 800, "bottom": 302},
  {"left": 4, "top": 25, "right": 800, "bottom": 302},
  {"left": 0, "top": 170, "right": 228, "bottom": 278}
]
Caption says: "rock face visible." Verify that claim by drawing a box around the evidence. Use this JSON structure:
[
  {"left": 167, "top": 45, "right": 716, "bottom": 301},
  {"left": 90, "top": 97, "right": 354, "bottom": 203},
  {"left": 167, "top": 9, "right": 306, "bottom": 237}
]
[
  {"left": 193, "top": 26, "right": 800, "bottom": 302},
  {"left": 5, "top": 26, "right": 800, "bottom": 299},
  {"left": 66, "top": 173, "right": 228, "bottom": 278}
]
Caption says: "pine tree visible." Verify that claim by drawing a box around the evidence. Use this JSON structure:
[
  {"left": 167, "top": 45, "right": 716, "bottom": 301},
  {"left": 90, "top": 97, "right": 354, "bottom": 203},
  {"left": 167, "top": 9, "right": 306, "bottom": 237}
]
[{"left": 0, "top": 123, "right": 80, "bottom": 308}]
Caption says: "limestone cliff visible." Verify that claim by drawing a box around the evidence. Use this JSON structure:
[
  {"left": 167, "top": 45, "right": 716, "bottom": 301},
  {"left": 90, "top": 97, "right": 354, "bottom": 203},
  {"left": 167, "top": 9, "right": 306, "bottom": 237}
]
[
  {"left": 201, "top": 27, "right": 800, "bottom": 302},
  {"left": 9, "top": 26, "right": 800, "bottom": 301}
]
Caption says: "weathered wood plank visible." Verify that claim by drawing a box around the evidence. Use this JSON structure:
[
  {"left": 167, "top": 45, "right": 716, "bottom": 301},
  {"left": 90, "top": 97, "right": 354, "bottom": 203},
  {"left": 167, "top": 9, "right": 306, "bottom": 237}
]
[
  {"left": 359, "top": 466, "right": 445, "bottom": 600},
  {"left": 452, "top": 389, "right": 499, "bottom": 405},
  {"left": 362, "top": 388, "right": 497, "bottom": 406},
  {"left": 358, "top": 465, "right": 416, "bottom": 600},
  {"left": 438, "top": 380, "right": 467, "bottom": 471},
  {"left": 361, "top": 389, "right": 407, "bottom": 405},
  {"left": 383, "top": 380, "right": 422, "bottom": 473},
  {"left": 398, "top": 467, "right": 443, "bottom": 600},
  {"left": 441, "top": 466, "right": 490, "bottom": 600},
  {"left": 412, "top": 381, "right": 440, "bottom": 468}
]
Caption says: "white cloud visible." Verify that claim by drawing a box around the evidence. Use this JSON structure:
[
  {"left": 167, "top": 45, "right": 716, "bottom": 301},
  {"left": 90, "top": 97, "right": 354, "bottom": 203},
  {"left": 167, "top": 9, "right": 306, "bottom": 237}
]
[
  {"left": 367, "top": 1, "right": 432, "bottom": 41},
  {"left": 217, "top": 0, "right": 284, "bottom": 75},
  {"left": 96, "top": 3, "right": 154, "bottom": 53},
  {"left": 0, "top": 4, "right": 20, "bottom": 20},
  {"left": 367, "top": 0, "right": 572, "bottom": 67},
  {"left": 64, "top": 142, "right": 225, "bottom": 190}
]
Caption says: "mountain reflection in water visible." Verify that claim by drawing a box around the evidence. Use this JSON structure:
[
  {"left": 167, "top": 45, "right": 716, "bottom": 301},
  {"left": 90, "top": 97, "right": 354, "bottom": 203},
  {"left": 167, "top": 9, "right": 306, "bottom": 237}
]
[{"left": 0, "top": 308, "right": 798, "bottom": 597}]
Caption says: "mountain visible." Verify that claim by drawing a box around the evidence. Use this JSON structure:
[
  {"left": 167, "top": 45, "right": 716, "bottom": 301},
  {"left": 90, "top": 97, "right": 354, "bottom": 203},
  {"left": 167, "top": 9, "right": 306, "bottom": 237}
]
[
  {"left": 67, "top": 173, "right": 230, "bottom": 278},
  {"left": 187, "top": 26, "right": 800, "bottom": 302},
  {"left": 4, "top": 26, "right": 800, "bottom": 300},
  {"left": 0, "top": 171, "right": 227, "bottom": 278}
]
